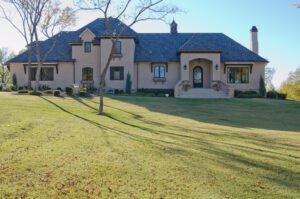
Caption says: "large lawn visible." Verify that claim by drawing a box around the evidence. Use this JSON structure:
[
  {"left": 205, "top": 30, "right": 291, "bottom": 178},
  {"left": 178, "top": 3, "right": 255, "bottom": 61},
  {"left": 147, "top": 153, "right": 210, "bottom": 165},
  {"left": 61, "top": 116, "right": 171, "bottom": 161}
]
[{"left": 0, "top": 93, "right": 299, "bottom": 198}]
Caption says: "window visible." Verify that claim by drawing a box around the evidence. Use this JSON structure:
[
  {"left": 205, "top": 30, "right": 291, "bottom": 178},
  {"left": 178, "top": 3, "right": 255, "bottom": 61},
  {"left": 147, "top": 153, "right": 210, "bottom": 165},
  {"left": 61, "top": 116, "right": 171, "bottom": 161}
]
[
  {"left": 31, "top": 68, "right": 54, "bottom": 81},
  {"left": 84, "top": 42, "right": 91, "bottom": 53},
  {"left": 153, "top": 65, "right": 166, "bottom": 78},
  {"left": 82, "top": 67, "right": 93, "bottom": 81},
  {"left": 228, "top": 67, "right": 249, "bottom": 84},
  {"left": 110, "top": 67, "right": 124, "bottom": 80},
  {"left": 112, "top": 41, "right": 121, "bottom": 54}
]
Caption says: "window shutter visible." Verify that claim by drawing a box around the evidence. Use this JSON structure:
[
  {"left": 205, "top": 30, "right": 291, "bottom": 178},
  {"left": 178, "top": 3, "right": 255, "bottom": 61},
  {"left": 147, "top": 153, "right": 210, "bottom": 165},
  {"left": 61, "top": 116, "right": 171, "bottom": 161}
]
[
  {"left": 120, "top": 67, "right": 124, "bottom": 80},
  {"left": 166, "top": 64, "right": 168, "bottom": 72},
  {"left": 151, "top": 65, "right": 153, "bottom": 72},
  {"left": 110, "top": 67, "right": 114, "bottom": 80}
]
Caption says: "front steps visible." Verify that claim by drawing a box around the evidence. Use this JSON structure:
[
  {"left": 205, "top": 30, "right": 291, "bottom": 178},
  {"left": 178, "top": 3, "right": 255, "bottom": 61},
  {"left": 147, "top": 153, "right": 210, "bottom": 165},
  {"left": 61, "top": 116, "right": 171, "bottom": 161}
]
[{"left": 177, "top": 88, "right": 231, "bottom": 99}]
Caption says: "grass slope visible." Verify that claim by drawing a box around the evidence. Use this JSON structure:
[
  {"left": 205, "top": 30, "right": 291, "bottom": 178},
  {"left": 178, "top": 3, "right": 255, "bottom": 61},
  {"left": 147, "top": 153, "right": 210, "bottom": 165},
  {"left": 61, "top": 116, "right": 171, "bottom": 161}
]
[{"left": 0, "top": 93, "right": 299, "bottom": 198}]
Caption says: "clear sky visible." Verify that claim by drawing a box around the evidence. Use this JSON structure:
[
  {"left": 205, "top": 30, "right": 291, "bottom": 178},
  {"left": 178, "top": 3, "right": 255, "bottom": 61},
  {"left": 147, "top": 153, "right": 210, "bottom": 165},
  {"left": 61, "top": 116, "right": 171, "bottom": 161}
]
[{"left": 0, "top": 0, "right": 299, "bottom": 88}]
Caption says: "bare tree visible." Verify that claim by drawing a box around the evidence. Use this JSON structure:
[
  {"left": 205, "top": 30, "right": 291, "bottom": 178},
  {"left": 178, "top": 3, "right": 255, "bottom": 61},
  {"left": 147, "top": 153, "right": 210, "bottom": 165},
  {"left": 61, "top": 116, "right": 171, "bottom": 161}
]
[
  {"left": 0, "top": 48, "right": 15, "bottom": 84},
  {"left": 265, "top": 66, "right": 276, "bottom": 91},
  {"left": 32, "top": 0, "right": 75, "bottom": 89},
  {"left": 0, "top": 0, "right": 36, "bottom": 89},
  {"left": 76, "top": 0, "right": 178, "bottom": 114}
]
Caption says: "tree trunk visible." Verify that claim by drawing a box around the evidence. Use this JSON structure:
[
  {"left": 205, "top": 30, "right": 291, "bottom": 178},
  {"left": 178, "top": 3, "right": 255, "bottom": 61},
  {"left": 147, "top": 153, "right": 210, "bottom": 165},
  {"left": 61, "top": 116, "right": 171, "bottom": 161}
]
[
  {"left": 98, "top": 80, "right": 104, "bottom": 114},
  {"left": 27, "top": 46, "right": 32, "bottom": 89}
]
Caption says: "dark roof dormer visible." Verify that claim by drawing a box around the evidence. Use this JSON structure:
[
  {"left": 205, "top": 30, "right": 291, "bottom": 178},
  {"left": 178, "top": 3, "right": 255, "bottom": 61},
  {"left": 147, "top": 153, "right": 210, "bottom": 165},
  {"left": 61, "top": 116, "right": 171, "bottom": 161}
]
[{"left": 170, "top": 20, "right": 178, "bottom": 34}]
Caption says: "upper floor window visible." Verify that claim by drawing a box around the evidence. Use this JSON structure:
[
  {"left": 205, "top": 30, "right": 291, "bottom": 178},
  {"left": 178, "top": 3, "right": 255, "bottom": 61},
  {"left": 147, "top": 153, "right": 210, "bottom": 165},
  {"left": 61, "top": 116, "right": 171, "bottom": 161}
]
[
  {"left": 228, "top": 67, "right": 249, "bottom": 84},
  {"left": 84, "top": 42, "right": 92, "bottom": 53},
  {"left": 110, "top": 66, "right": 124, "bottom": 80},
  {"left": 153, "top": 65, "right": 166, "bottom": 78},
  {"left": 82, "top": 67, "right": 93, "bottom": 81},
  {"left": 112, "top": 41, "right": 121, "bottom": 54},
  {"left": 31, "top": 68, "right": 54, "bottom": 81}
]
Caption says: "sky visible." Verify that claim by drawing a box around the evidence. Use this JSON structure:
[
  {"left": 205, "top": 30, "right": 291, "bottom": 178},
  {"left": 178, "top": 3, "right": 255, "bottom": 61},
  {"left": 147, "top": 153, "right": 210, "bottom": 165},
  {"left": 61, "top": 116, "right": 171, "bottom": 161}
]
[{"left": 0, "top": 0, "right": 299, "bottom": 88}]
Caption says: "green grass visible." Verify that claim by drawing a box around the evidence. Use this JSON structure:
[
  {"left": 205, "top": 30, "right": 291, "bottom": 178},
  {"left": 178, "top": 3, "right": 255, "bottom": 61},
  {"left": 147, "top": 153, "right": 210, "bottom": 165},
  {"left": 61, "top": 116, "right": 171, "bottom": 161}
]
[{"left": 0, "top": 93, "right": 299, "bottom": 198}]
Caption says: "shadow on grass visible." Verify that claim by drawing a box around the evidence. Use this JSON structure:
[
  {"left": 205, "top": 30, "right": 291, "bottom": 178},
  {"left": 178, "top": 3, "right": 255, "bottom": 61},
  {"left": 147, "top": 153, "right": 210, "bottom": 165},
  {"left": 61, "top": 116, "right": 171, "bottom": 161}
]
[{"left": 39, "top": 96, "right": 300, "bottom": 192}]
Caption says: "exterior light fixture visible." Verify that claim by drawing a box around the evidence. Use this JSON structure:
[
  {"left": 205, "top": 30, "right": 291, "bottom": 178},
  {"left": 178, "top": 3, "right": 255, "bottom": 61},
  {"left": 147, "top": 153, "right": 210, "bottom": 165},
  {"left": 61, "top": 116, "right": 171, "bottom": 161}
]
[
  {"left": 215, "top": 64, "right": 219, "bottom": 70},
  {"left": 184, "top": 65, "right": 187, "bottom": 70}
]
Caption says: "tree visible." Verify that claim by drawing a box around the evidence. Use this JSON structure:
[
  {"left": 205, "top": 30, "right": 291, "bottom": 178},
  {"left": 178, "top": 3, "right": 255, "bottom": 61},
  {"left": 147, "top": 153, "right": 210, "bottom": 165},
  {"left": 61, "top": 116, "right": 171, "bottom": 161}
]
[
  {"left": 76, "top": 0, "right": 178, "bottom": 114},
  {"left": 1, "top": 0, "right": 75, "bottom": 90},
  {"left": 33, "top": 0, "right": 75, "bottom": 90},
  {"left": 0, "top": 0, "right": 37, "bottom": 88},
  {"left": 0, "top": 48, "right": 15, "bottom": 84},
  {"left": 259, "top": 76, "right": 266, "bottom": 97},
  {"left": 265, "top": 66, "right": 276, "bottom": 91},
  {"left": 279, "top": 67, "right": 300, "bottom": 101}
]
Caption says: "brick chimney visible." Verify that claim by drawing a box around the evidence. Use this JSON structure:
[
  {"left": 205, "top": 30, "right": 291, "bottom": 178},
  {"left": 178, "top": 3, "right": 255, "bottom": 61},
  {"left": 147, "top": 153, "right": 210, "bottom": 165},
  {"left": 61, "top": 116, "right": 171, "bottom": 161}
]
[{"left": 250, "top": 26, "right": 259, "bottom": 54}]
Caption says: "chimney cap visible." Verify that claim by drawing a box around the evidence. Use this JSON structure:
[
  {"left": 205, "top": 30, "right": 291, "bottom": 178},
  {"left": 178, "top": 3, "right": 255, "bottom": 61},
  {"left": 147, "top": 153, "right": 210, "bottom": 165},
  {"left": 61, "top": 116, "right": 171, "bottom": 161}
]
[{"left": 251, "top": 26, "right": 258, "bottom": 32}]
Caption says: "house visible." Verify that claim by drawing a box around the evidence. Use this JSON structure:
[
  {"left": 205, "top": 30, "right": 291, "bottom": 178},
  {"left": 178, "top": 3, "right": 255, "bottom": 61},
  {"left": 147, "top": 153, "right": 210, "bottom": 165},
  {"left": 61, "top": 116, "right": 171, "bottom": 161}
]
[{"left": 7, "top": 18, "right": 268, "bottom": 98}]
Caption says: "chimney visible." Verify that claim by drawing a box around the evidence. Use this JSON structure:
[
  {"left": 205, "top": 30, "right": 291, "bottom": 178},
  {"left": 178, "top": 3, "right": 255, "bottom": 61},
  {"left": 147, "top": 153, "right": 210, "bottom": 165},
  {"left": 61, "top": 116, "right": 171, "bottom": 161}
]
[
  {"left": 170, "top": 19, "right": 178, "bottom": 34},
  {"left": 250, "top": 26, "right": 259, "bottom": 54}
]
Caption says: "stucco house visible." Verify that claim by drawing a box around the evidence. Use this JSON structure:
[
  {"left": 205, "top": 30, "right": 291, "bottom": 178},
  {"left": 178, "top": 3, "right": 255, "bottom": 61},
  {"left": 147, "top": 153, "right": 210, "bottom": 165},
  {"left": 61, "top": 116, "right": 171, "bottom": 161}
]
[{"left": 7, "top": 18, "right": 268, "bottom": 98}]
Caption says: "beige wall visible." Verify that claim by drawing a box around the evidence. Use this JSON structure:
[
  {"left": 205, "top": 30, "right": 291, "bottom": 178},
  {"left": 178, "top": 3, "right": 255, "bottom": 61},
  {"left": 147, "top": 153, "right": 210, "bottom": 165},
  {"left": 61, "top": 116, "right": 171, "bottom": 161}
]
[
  {"left": 189, "top": 59, "right": 212, "bottom": 88},
  {"left": 136, "top": 62, "right": 180, "bottom": 89},
  {"left": 100, "top": 38, "right": 135, "bottom": 90},
  {"left": 180, "top": 53, "right": 221, "bottom": 81},
  {"left": 220, "top": 62, "right": 266, "bottom": 91},
  {"left": 9, "top": 62, "right": 74, "bottom": 89}
]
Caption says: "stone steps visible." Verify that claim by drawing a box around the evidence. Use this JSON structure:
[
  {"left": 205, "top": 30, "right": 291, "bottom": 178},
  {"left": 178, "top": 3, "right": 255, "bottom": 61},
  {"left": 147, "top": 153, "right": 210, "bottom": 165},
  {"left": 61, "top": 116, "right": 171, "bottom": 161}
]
[{"left": 178, "top": 88, "right": 231, "bottom": 99}]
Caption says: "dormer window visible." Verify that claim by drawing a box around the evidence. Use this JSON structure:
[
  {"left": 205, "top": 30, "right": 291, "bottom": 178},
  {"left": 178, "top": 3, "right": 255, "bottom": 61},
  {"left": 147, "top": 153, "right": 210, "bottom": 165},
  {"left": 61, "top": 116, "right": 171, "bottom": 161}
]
[
  {"left": 112, "top": 41, "right": 121, "bottom": 55},
  {"left": 84, "top": 42, "right": 91, "bottom": 53}
]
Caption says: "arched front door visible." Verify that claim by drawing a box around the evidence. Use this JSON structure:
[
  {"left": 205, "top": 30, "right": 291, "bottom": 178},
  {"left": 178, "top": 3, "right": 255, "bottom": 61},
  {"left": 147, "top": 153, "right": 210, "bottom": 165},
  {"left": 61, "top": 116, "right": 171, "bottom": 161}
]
[{"left": 193, "top": 66, "right": 203, "bottom": 88}]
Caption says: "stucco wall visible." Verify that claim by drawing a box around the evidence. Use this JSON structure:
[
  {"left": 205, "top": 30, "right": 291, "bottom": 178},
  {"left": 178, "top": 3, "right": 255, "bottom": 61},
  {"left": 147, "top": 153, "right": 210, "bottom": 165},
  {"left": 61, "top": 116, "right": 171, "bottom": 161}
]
[
  {"left": 9, "top": 62, "right": 74, "bottom": 89},
  {"left": 136, "top": 62, "right": 180, "bottom": 89},
  {"left": 100, "top": 38, "right": 135, "bottom": 90},
  {"left": 220, "top": 62, "right": 266, "bottom": 91},
  {"left": 189, "top": 59, "right": 212, "bottom": 88}
]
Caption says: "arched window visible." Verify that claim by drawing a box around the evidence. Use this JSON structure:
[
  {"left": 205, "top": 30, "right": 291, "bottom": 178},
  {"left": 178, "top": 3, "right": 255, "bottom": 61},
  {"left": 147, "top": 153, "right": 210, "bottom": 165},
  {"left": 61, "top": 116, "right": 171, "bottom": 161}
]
[
  {"left": 82, "top": 67, "right": 93, "bottom": 81},
  {"left": 154, "top": 65, "right": 166, "bottom": 78}
]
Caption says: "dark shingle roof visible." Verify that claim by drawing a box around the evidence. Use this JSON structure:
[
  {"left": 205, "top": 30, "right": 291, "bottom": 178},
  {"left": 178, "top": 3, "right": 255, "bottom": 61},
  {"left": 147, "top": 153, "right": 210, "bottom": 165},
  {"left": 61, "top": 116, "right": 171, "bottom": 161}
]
[{"left": 7, "top": 18, "right": 268, "bottom": 64}]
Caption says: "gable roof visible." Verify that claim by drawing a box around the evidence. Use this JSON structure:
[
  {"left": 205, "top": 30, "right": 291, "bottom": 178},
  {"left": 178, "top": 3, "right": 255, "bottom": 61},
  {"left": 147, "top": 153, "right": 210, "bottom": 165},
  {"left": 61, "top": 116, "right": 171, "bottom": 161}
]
[{"left": 7, "top": 18, "right": 268, "bottom": 64}]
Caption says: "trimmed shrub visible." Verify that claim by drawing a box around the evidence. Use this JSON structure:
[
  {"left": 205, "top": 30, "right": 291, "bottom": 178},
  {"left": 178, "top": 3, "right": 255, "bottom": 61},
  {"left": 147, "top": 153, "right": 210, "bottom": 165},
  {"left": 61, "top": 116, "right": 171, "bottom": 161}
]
[
  {"left": 39, "top": 85, "right": 50, "bottom": 91},
  {"left": 236, "top": 90, "right": 261, "bottom": 98},
  {"left": 0, "top": 85, "right": 2, "bottom": 91},
  {"left": 2, "top": 87, "right": 12, "bottom": 92},
  {"left": 54, "top": 90, "right": 60, "bottom": 97},
  {"left": 44, "top": 90, "right": 53, "bottom": 94},
  {"left": 12, "top": 74, "right": 17, "bottom": 88},
  {"left": 57, "top": 87, "right": 62, "bottom": 91},
  {"left": 79, "top": 88, "right": 87, "bottom": 97},
  {"left": 18, "top": 86, "right": 23, "bottom": 90},
  {"left": 125, "top": 73, "right": 132, "bottom": 94},
  {"left": 10, "top": 85, "right": 16, "bottom": 91},
  {"left": 18, "top": 90, "right": 29, "bottom": 94},
  {"left": 65, "top": 87, "right": 73, "bottom": 95},
  {"left": 137, "top": 89, "right": 174, "bottom": 97},
  {"left": 277, "top": 93, "right": 287, "bottom": 100},
  {"left": 266, "top": 91, "right": 278, "bottom": 99},
  {"left": 114, "top": 89, "right": 124, "bottom": 95},
  {"left": 29, "top": 91, "right": 42, "bottom": 96},
  {"left": 259, "top": 76, "right": 266, "bottom": 97}
]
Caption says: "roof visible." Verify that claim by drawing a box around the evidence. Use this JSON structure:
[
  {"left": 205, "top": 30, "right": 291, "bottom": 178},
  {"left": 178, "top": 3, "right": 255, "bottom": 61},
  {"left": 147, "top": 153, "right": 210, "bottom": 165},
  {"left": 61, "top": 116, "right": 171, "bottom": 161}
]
[{"left": 7, "top": 18, "right": 268, "bottom": 64}]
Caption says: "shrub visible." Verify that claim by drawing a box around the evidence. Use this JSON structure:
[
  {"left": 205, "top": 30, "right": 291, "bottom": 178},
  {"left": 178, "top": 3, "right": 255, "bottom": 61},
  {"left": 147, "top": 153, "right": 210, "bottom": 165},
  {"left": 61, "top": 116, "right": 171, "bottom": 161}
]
[
  {"left": 39, "top": 85, "right": 50, "bottom": 91},
  {"left": 57, "top": 87, "right": 62, "bottom": 91},
  {"left": 79, "top": 88, "right": 87, "bottom": 97},
  {"left": 12, "top": 74, "right": 17, "bottom": 88},
  {"left": 259, "top": 76, "right": 266, "bottom": 97},
  {"left": 236, "top": 90, "right": 261, "bottom": 98},
  {"left": 65, "top": 87, "right": 73, "bottom": 95},
  {"left": 0, "top": 85, "right": 2, "bottom": 91},
  {"left": 266, "top": 90, "right": 278, "bottom": 99},
  {"left": 277, "top": 93, "right": 287, "bottom": 100},
  {"left": 137, "top": 89, "right": 174, "bottom": 97},
  {"left": 17, "top": 90, "right": 29, "bottom": 94},
  {"left": 29, "top": 90, "right": 42, "bottom": 96},
  {"left": 114, "top": 89, "right": 124, "bottom": 95},
  {"left": 2, "top": 87, "right": 12, "bottom": 92},
  {"left": 18, "top": 86, "right": 23, "bottom": 90},
  {"left": 10, "top": 85, "right": 16, "bottom": 91},
  {"left": 54, "top": 90, "right": 60, "bottom": 97},
  {"left": 125, "top": 73, "right": 132, "bottom": 94},
  {"left": 44, "top": 90, "right": 53, "bottom": 94}
]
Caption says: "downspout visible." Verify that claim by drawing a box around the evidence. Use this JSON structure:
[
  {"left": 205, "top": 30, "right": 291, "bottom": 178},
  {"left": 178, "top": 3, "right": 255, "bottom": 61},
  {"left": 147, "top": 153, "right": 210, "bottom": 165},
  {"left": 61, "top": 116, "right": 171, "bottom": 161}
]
[{"left": 136, "top": 63, "right": 139, "bottom": 90}]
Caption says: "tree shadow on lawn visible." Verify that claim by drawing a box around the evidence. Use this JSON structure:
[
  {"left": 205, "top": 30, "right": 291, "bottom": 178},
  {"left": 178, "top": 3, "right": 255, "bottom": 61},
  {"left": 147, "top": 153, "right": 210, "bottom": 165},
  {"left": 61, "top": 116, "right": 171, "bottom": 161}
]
[
  {"left": 40, "top": 96, "right": 300, "bottom": 193},
  {"left": 104, "top": 96, "right": 300, "bottom": 133}
]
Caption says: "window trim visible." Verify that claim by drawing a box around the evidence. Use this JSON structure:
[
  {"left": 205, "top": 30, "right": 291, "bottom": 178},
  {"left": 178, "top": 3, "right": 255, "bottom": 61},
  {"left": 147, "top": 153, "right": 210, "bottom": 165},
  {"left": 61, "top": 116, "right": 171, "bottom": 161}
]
[
  {"left": 82, "top": 67, "right": 93, "bottom": 82},
  {"left": 110, "top": 66, "right": 124, "bottom": 81},
  {"left": 84, "top": 42, "right": 92, "bottom": 53},
  {"left": 227, "top": 66, "right": 250, "bottom": 84}
]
